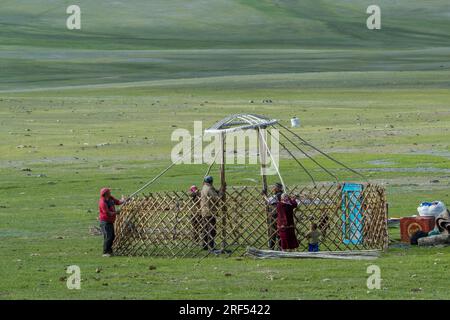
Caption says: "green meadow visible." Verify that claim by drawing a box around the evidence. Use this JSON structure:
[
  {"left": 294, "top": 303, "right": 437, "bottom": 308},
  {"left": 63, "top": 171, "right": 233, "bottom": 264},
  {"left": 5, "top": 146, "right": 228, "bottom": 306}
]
[{"left": 0, "top": 0, "right": 449, "bottom": 299}]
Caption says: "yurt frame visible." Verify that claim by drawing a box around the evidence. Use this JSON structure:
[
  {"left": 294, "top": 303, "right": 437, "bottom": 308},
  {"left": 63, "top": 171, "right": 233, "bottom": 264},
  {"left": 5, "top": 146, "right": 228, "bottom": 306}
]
[{"left": 113, "top": 114, "right": 389, "bottom": 257}]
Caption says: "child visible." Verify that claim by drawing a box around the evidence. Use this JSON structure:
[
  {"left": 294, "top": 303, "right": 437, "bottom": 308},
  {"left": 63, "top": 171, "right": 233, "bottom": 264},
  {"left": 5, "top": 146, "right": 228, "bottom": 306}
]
[{"left": 306, "top": 223, "right": 322, "bottom": 252}]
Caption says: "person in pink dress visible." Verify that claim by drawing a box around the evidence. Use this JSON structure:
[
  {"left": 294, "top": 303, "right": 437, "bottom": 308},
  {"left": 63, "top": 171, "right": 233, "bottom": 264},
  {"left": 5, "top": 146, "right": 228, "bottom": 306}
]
[
  {"left": 98, "top": 188, "right": 126, "bottom": 257},
  {"left": 276, "top": 193, "right": 299, "bottom": 251}
]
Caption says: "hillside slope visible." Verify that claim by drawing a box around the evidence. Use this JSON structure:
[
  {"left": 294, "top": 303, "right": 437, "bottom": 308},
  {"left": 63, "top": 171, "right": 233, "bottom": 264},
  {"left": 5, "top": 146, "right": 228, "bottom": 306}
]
[
  {"left": 0, "top": 0, "right": 449, "bottom": 90},
  {"left": 2, "top": 0, "right": 450, "bottom": 49}
]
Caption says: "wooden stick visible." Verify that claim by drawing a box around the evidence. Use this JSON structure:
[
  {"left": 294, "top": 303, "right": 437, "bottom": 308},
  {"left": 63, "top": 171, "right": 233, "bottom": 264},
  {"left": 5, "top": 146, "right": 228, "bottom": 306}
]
[{"left": 220, "top": 132, "right": 227, "bottom": 249}]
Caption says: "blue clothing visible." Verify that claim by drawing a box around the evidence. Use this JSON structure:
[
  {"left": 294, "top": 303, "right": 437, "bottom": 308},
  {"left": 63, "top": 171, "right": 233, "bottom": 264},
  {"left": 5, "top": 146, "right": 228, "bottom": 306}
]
[{"left": 308, "top": 243, "right": 319, "bottom": 252}]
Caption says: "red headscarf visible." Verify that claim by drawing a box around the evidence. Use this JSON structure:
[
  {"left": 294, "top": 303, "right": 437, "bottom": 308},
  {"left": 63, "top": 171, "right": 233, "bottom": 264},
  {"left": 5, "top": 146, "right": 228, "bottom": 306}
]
[{"left": 100, "top": 188, "right": 111, "bottom": 198}]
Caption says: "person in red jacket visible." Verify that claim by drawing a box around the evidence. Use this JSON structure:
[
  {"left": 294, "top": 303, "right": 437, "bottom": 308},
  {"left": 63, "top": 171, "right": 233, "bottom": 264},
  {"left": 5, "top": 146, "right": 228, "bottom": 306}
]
[
  {"left": 99, "top": 188, "right": 125, "bottom": 257},
  {"left": 276, "top": 193, "right": 299, "bottom": 251}
]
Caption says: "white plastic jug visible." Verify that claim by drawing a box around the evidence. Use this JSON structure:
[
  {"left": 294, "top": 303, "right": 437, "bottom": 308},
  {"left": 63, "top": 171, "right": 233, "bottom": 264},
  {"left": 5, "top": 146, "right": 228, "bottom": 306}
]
[
  {"left": 417, "top": 201, "right": 446, "bottom": 217},
  {"left": 291, "top": 117, "right": 300, "bottom": 128}
]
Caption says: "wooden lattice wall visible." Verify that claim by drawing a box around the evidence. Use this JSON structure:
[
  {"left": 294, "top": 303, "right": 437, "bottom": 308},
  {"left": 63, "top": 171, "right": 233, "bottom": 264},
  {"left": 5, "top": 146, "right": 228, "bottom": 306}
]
[{"left": 113, "top": 183, "right": 388, "bottom": 257}]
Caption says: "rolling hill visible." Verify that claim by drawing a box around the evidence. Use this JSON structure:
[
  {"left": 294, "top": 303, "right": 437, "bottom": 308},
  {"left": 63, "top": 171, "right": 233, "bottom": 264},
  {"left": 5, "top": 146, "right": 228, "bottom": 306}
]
[{"left": 1, "top": 0, "right": 449, "bottom": 90}]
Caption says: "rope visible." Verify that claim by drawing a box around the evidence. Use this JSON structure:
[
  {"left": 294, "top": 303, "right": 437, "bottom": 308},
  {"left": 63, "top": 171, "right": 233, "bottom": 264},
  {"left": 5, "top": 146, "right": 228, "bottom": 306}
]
[
  {"left": 277, "top": 129, "right": 339, "bottom": 182},
  {"left": 258, "top": 129, "right": 286, "bottom": 191},
  {"left": 267, "top": 130, "right": 316, "bottom": 186},
  {"left": 277, "top": 122, "right": 366, "bottom": 181},
  {"left": 204, "top": 150, "right": 219, "bottom": 178},
  {"left": 126, "top": 139, "right": 203, "bottom": 201}
]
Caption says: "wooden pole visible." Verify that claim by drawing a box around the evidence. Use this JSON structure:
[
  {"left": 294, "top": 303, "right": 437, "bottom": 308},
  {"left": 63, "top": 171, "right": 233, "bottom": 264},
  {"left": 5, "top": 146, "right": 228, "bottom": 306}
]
[
  {"left": 220, "top": 132, "right": 226, "bottom": 191},
  {"left": 258, "top": 128, "right": 273, "bottom": 249},
  {"left": 258, "top": 128, "right": 268, "bottom": 194},
  {"left": 219, "top": 132, "right": 227, "bottom": 249}
]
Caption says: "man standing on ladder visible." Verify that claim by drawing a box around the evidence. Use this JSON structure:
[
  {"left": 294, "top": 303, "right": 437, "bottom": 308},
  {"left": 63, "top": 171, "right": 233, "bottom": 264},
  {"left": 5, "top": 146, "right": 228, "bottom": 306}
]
[{"left": 200, "top": 176, "right": 225, "bottom": 251}]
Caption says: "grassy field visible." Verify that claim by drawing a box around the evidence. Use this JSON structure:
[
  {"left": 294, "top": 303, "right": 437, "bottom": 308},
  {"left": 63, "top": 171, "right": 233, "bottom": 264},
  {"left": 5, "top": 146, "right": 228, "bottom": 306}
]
[{"left": 1, "top": 1, "right": 450, "bottom": 300}]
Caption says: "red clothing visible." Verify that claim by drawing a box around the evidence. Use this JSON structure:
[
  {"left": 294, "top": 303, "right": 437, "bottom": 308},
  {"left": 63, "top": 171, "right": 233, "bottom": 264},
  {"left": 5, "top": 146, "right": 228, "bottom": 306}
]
[
  {"left": 99, "top": 196, "right": 122, "bottom": 223},
  {"left": 276, "top": 198, "right": 299, "bottom": 250}
]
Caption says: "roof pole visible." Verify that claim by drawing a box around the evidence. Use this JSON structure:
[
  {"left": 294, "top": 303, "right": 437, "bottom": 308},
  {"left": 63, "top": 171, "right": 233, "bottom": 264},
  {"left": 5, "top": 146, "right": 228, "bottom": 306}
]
[{"left": 258, "top": 129, "right": 286, "bottom": 192}]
